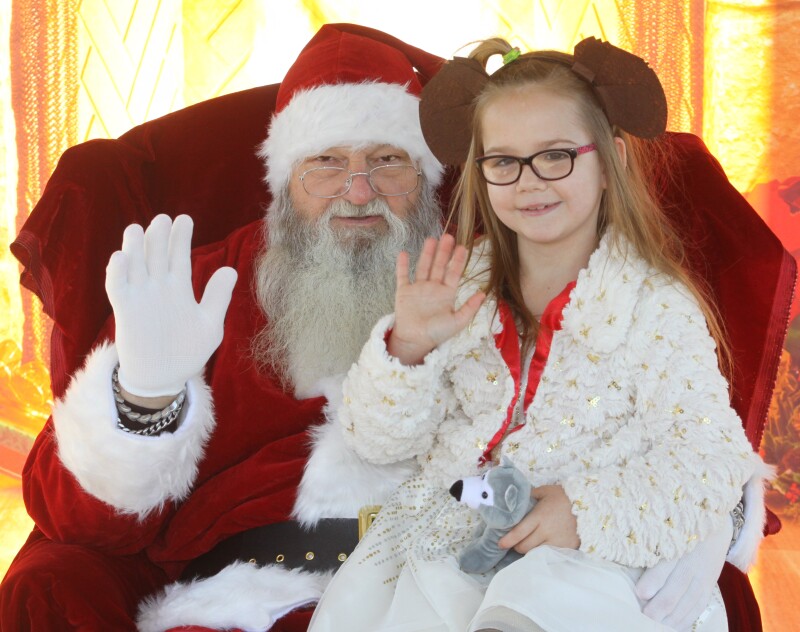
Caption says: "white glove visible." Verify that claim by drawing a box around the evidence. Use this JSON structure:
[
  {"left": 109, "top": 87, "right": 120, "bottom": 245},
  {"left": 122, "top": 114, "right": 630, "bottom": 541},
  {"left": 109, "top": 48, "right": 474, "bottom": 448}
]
[
  {"left": 105, "top": 214, "right": 238, "bottom": 397},
  {"left": 635, "top": 516, "right": 733, "bottom": 630}
]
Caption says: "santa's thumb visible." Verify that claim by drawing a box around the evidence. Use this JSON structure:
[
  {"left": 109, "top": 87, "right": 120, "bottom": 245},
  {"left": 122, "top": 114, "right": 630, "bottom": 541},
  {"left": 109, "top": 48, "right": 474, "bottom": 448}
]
[{"left": 199, "top": 267, "right": 238, "bottom": 321}]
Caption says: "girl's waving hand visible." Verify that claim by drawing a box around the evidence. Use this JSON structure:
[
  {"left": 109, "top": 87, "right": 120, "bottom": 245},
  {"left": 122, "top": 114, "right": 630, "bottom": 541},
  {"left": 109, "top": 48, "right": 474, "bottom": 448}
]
[{"left": 388, "top": 235, "right": 485, "bottom": 365}]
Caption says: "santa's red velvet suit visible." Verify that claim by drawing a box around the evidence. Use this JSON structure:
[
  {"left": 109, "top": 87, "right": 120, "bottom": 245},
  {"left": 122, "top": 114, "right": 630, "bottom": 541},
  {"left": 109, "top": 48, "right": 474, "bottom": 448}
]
[{"left": 16, "top": 220, "right": 416, "bottom": 631}]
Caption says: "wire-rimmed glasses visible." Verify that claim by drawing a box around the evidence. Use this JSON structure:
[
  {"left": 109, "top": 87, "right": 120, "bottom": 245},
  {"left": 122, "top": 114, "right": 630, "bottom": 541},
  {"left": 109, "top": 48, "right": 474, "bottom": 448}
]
[{"left": 299, "top": 164, "right": 422, "bottom": 198}]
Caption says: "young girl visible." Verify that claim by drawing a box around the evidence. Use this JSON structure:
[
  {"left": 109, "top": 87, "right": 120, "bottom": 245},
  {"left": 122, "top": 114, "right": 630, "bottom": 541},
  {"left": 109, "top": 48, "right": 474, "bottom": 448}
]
[{"left": 308, "top": 38, "right": 762, "bottom": 632}]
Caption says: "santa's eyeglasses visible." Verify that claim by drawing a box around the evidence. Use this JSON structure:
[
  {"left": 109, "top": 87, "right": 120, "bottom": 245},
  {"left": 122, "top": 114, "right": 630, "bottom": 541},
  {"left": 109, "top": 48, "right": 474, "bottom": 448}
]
[{"left": 299, "top": 165, "right": 422, "bottom": 198}]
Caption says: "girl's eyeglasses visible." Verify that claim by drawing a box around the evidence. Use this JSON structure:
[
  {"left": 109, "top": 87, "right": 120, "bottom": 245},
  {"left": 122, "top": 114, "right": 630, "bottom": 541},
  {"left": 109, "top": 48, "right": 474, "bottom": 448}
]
[{"left": 475, "top": 143, "right": 597, "bottom": 185}]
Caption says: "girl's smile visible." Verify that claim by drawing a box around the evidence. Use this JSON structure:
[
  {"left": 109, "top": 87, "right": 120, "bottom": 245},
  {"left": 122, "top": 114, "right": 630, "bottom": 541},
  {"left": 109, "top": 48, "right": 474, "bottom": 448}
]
[{"left": 518, "top": 201, "right": 561, "bottom": 216}]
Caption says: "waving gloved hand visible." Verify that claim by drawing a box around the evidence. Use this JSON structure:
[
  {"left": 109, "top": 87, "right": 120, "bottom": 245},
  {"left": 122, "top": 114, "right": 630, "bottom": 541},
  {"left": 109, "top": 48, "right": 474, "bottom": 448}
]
[
  {"left": 635, "top": 516, "right": 732, "bottom": 629},
  {"left": 105, "top": 214, "right": 238, "bottom": 397}
]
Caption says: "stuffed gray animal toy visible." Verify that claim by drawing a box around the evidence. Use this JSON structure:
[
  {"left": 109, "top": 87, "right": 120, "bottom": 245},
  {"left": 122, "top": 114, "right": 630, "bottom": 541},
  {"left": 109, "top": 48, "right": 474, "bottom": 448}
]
[{"left": 449, "top": 457, "right": 536, "bottom": 574}]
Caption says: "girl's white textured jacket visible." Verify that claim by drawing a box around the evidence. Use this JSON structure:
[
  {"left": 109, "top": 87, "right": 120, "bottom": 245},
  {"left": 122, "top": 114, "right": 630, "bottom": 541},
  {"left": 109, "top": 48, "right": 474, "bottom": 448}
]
[{"left": 338, "top": 231, "right": 770, "bottom": 570}]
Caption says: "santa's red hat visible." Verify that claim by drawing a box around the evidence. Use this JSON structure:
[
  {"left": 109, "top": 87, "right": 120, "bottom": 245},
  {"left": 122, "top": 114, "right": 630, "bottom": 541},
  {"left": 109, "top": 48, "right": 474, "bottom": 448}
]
[{"left": 259, "top": 23, "right": 445, "bottom": 193}]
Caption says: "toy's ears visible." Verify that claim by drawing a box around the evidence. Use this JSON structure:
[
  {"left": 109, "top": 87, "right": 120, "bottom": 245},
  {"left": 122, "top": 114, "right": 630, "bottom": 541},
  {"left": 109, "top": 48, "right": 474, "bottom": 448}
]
[
  {"left": 505, "top": 484, "right": 519, "bottom": 512},
  {"left": 501, "top": 455, "right": 514, "bottom": 468}
]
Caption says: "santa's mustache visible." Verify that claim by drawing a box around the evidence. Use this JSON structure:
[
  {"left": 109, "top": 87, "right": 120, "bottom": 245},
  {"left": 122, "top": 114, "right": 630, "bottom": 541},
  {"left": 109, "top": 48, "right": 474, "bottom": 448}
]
[{"left": 323, "top": 197, "right": 393, "bottom": 221}]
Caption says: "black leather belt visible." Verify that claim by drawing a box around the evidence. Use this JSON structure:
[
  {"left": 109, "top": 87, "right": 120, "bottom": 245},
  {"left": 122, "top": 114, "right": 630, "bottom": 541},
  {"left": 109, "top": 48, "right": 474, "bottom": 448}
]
[{"left": 181, "top": 518, "right": 360, "bottom": 579}]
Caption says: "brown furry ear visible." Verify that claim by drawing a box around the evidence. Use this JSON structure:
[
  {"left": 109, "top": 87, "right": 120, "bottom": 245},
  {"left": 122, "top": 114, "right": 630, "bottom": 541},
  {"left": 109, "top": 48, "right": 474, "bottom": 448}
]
[
  {"left": 420, "top": 37, "right": 667, "bottom": 165},
  {"left": 572, "top": 37, "right": 667, "bottom": 139},
  {"left": 419, "top": 57, "right": 489, "bottom": 166}
]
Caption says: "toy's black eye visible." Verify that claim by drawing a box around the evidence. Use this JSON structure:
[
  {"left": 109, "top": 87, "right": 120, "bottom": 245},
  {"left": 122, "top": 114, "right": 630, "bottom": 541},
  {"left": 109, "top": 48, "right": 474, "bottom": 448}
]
[{"left": 481, "top": 491, "right": 488, "bottom": 499}]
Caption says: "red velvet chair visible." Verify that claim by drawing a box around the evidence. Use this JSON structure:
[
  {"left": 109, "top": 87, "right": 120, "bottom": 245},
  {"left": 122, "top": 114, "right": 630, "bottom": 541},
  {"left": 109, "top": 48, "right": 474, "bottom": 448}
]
[{"left": 8, "top": 82, "right": 796, "bottom": 631}]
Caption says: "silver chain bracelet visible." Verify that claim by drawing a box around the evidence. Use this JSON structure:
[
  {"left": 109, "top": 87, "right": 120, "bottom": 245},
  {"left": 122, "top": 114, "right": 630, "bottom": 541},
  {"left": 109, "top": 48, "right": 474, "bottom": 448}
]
[
  {"left": 112, "top": 365, "right": 186, "bottom": 424},
  {"left": 112, "top": 365, "right": 186, "bottom": 435},
  {"left": 116, "top": 413, "right": 180, "bottom": 436},
  {"left": 729, "top": 499, "right": 745, "bottom": 552}
]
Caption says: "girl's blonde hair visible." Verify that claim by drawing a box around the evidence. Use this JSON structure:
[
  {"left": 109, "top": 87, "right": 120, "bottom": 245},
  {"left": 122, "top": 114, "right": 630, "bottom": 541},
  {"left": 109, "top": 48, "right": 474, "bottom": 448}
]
[{"left": 451, "top": 38, "right": 731, "bottom": 376}]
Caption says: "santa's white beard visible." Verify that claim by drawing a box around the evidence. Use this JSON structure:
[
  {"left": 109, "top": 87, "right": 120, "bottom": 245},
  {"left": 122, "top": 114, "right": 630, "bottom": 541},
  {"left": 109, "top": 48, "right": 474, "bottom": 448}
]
[{"left": 253, "top": 186, "right": 441, "bottom": 397}]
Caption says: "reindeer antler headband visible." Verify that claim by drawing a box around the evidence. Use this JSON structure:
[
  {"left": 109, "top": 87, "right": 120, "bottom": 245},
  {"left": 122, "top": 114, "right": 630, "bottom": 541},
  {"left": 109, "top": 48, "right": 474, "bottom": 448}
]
[{"left": 419, "top": 37, "right": 668, "bottom": 166}]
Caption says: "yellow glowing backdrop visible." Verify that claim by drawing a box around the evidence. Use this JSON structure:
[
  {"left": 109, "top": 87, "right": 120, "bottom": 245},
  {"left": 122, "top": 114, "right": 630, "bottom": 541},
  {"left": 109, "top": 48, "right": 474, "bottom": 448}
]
[{"left": 1, "top": 0, "right": 799, "bottom": 600}]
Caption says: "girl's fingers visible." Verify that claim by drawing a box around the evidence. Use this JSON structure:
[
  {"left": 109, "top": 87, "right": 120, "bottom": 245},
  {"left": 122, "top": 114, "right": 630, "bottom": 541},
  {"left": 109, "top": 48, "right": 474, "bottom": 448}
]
[
  {"left": 498, "top": 516, "right": 538, "bottom": 551},
  {"left": 513, "top": 530, "right": 545, "bottom": 555},
  {"left": 429, "top": 234, "right": 455, "bottom": 282},
  {"left": 414, "top": 237, "right": 438, "bottom": 281},
  {"left": 396, "top": 251, "right": 410, "bottom": 288},
  {"left": 444, "top": 245, "right": 468, "bottom": 288},
  {"left": 452, "top": 292, "right": 485, "bottom": 331},
  {"left": 497, "top": 499, "right": 543, "bottom": 551}
]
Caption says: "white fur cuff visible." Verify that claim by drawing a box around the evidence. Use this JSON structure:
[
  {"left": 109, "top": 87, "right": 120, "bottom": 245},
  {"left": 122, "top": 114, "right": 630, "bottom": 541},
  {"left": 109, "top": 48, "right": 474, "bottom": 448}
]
[
  {"left": 293, "top": 376, "right": 415, "bottom": 526},
  {"left": 53, "top": 342, "right": 216, "bottom": 518},
  {"left": 726, "top": 456, "right": 775, "bottom": 571},
  {"left": 137, "top": 562, "right": 330, "bottom": 632}
]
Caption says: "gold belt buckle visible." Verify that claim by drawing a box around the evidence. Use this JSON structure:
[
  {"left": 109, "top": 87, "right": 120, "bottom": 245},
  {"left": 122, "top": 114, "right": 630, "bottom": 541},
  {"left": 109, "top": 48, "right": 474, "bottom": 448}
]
[{"left": 358, "top": 505, "right": 381, "bottom": 539}]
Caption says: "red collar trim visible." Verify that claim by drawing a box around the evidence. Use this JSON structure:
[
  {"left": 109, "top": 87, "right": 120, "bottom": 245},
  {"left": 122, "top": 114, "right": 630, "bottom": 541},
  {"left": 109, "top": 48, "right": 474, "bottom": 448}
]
[{"left": 479, "top": 281, "right": 576, "bottom": 465}]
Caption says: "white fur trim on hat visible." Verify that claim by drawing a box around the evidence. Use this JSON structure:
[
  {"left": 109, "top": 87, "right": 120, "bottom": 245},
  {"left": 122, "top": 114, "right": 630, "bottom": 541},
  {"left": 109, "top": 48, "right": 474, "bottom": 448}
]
[{"left": 259, "top": 82, "right": 443, "bottom": 194}]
